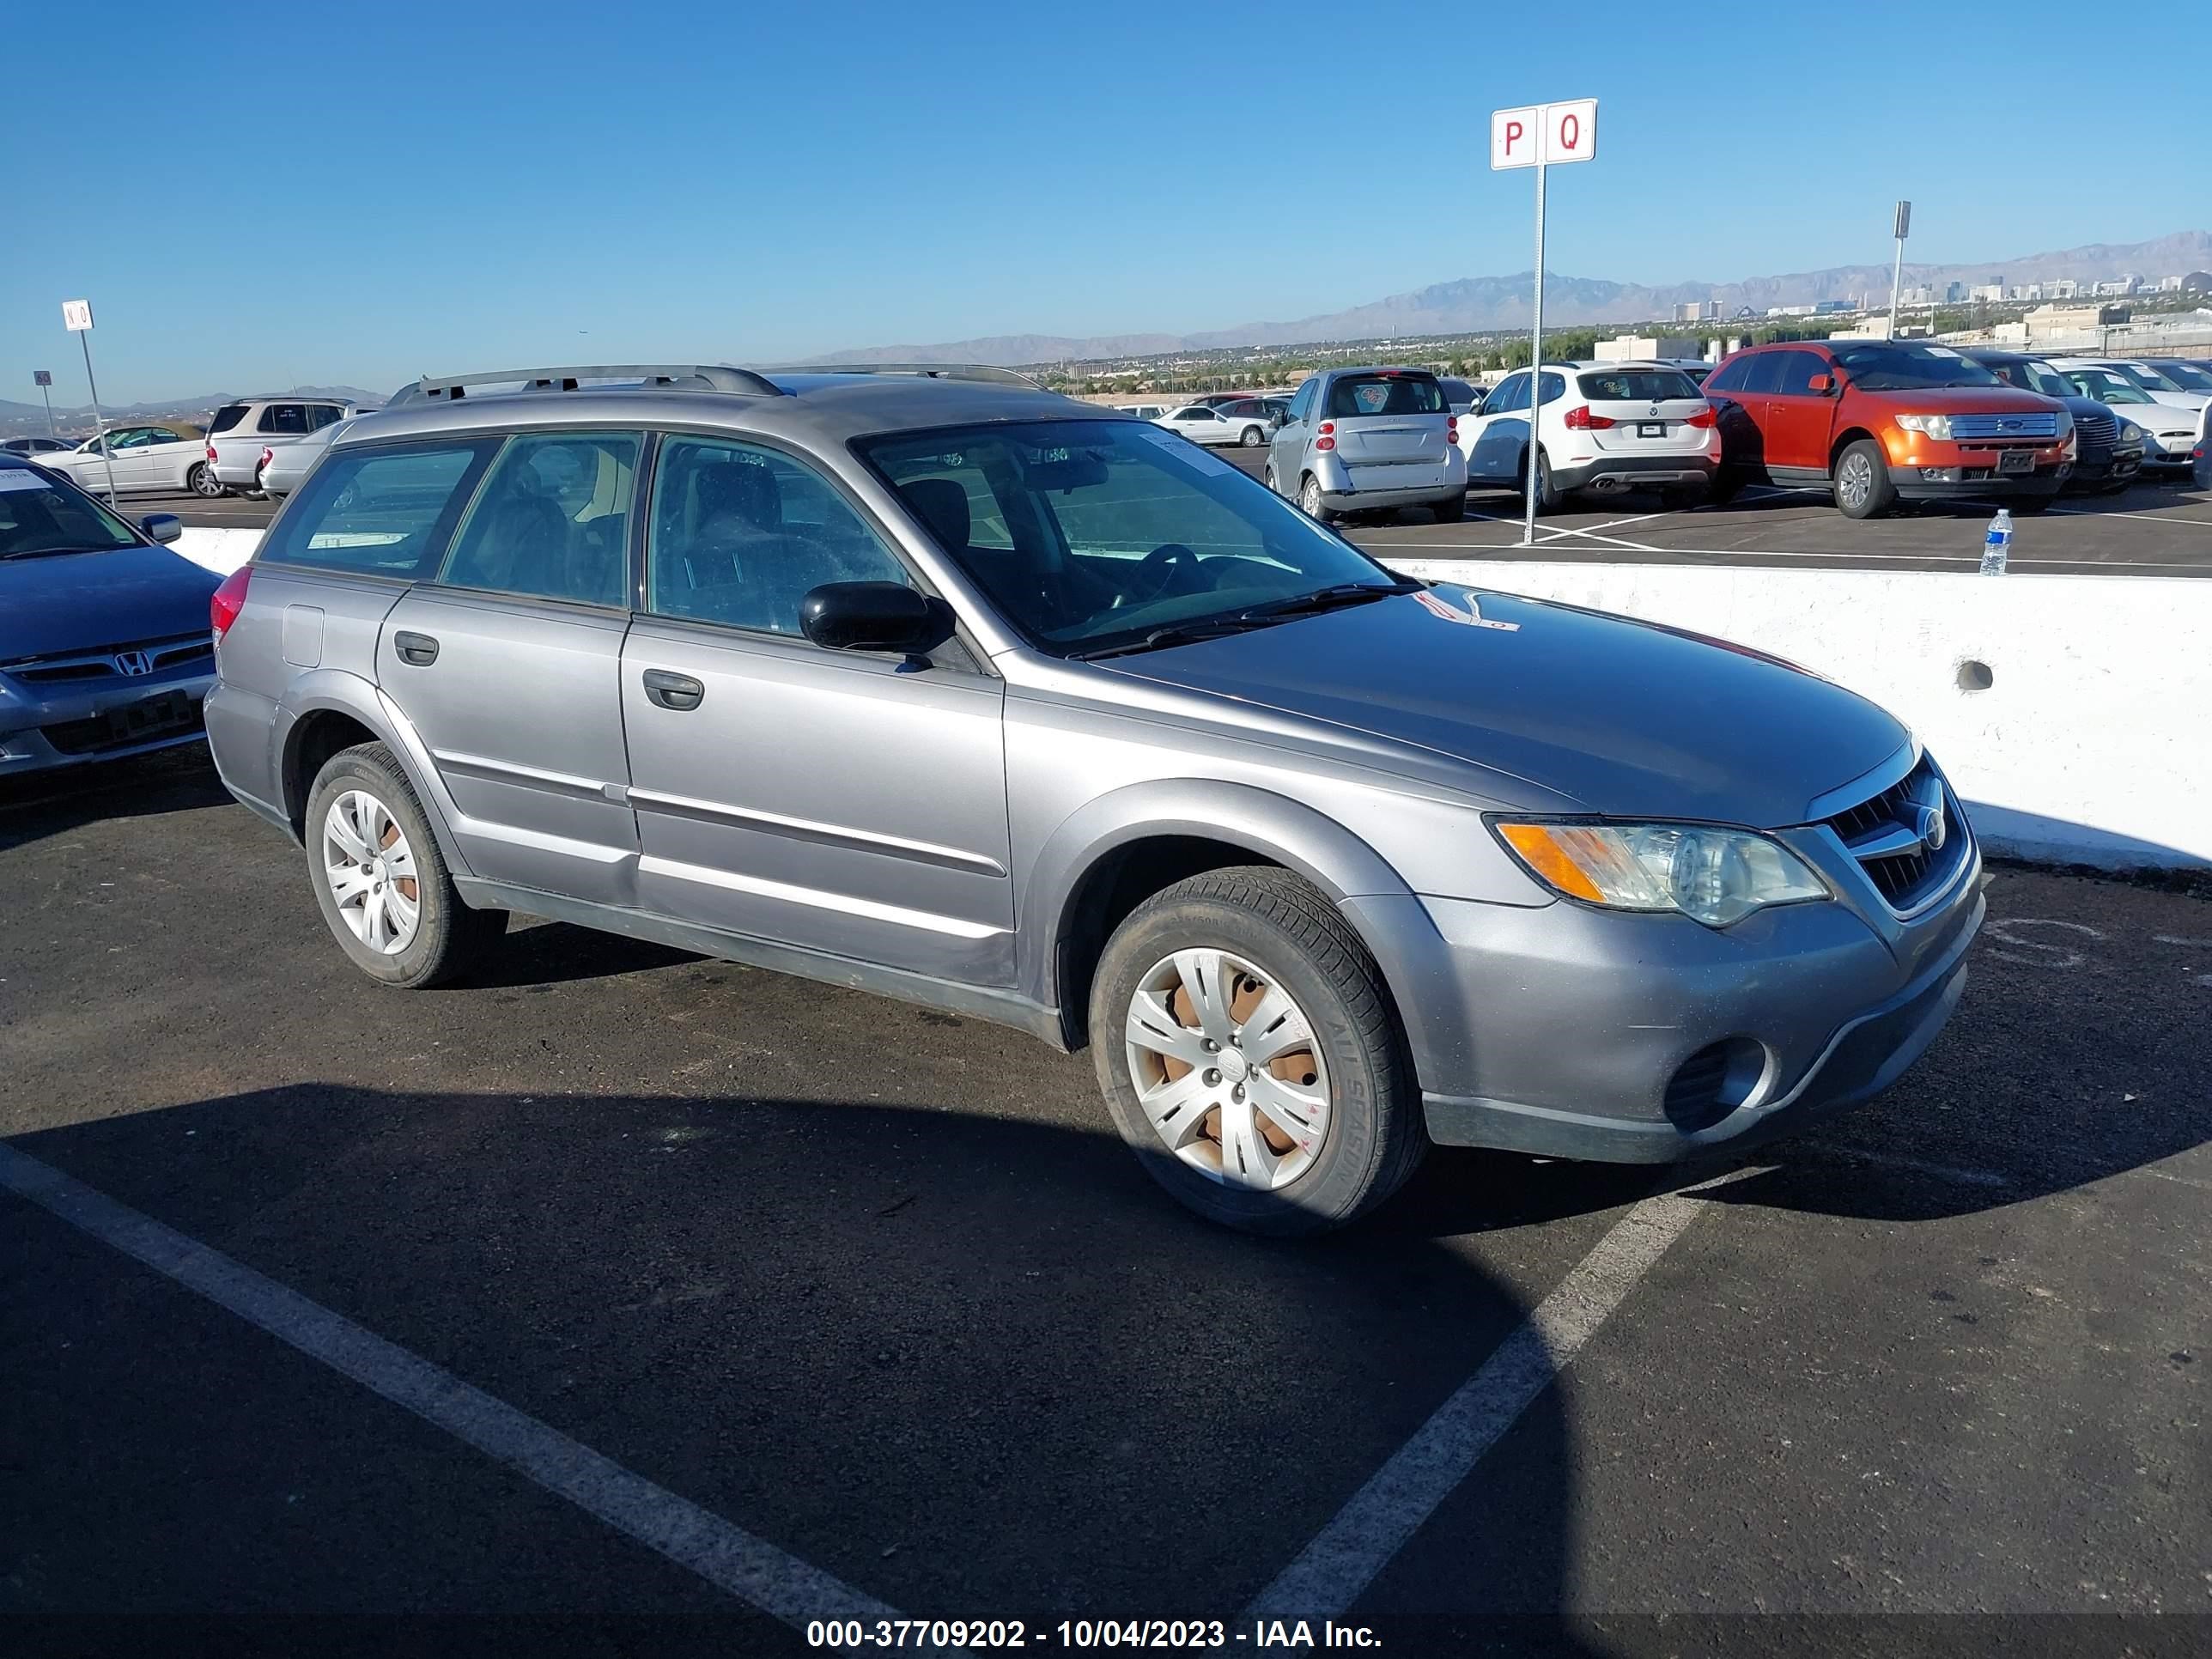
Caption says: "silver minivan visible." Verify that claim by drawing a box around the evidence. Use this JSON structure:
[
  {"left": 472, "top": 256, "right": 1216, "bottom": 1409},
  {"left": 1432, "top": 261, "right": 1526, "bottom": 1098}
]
[
  {"left": 1266, "top": 367, "right": 1468, "bottom": 523},
  {"left": 205, "top": 362, "right": 1982, "bottom": 1234}
]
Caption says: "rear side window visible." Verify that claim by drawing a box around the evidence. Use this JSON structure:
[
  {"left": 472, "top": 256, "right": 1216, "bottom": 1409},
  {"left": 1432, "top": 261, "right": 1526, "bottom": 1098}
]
[
  {"left": 307, "top": 405, "right": 346, "bottom": 430},
  {"left": 258, "top": 404, "right": 309, "bottom": 434},
  {"left": 258, "top": 439, "right": 501, "bottom": 578},
  {"left": 1577, "top": 368, "right": 1699, "bottom": 402},
  {"left": 209, "top": 403, "right": 249, "bottom": 434},
  {"left": 1327, "top": 374, "right": 1446, "bottom": 416},
  {"left": 440, "top": 432, "right": 638, "bottom": 608}
]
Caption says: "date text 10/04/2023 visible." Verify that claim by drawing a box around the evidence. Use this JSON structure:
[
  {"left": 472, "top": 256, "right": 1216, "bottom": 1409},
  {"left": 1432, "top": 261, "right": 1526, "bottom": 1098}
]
[{"left": 805, "top": 1619, "right": 1384, "bottom": 1649}]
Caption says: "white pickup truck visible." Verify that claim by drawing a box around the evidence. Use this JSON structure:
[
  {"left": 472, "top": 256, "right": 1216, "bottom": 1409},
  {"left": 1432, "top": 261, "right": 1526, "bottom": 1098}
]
[{"left": 204, "top": 395, "right": 364, "bottom": 495}]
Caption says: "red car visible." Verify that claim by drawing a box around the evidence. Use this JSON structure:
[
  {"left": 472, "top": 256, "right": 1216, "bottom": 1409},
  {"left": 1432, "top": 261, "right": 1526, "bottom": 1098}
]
[{"left": 1704, "top": 338, "right": 2075, "bottom": 519}]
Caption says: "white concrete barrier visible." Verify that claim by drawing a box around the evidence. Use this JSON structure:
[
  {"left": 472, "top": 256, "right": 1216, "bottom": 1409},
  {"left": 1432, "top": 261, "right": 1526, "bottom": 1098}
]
[
  {"left": 1385, "top": 558, "right": 2212, "bottom": 872},
  {"left": 171, "top": 526, "right": 263, "bottom": 578}
]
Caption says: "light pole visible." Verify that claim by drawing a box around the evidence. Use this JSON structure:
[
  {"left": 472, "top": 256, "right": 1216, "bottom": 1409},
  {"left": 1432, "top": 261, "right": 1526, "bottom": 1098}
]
[{"left": 1887, "top": 200, "right": 1911, "bottom": 340}]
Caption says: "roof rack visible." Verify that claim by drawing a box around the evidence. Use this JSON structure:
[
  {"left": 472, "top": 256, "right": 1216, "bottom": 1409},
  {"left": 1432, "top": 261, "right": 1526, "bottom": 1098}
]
[
  {"left": 386, "top": 364, "right": 784, "bottom": 407},
  {"left": 767, "top": 362, "right": 1048, "bottom": 391}
]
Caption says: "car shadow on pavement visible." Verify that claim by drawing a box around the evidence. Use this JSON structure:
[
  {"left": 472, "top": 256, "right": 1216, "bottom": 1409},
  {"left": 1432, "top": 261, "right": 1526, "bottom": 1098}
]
[
  {"left": 3, "top": 1083, "right": 1628, "bottom": 1652},
  {"left": 0, "top": 746, "right": 232, "bottom": 854},
  {"left": 456, "top": 918, "right": 701, "bottom": 990}
]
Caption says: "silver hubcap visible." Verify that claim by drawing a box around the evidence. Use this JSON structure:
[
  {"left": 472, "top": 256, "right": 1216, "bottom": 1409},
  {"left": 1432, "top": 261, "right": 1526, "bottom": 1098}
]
[
  {"left": 192, "top": 465, "right": 221, "bottom": 496},
  {"left": 322, "top": 789, "right": 421, "bottom": 955},
  {"left": 1838, "top": 453, "right": 1871, "bottom": 507},
  {"left": 1301, "top": 478, "right": 1322, "bottom": 517},
  {"left": 1125, "top": 949, "right": 1330, "bottom": 1191}
]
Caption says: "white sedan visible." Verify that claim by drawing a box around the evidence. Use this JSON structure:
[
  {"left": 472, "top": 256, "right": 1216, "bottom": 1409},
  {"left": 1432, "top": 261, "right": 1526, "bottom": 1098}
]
[
  {"left": 37, "top": 423, "right": 222, "bottom": 498},
  {"left": 1153, "top": 403, "right": 1273, "bottom": 448}
]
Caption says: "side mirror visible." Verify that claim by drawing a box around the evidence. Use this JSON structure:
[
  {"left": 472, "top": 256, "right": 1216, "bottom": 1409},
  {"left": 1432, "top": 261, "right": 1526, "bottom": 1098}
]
[
  {"left": 799, "top": 581, "right": 946, "bottom": 656},
  {"left": 1808, "top": 374, "right": 1835, "bottom": 393},
  {"left": 141, "top": 514, "right": 184, "bottom": 544}
]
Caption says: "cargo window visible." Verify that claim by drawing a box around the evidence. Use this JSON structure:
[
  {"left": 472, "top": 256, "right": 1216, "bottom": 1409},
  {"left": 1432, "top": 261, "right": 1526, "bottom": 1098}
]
[
  {"left": 209, "top": 403, "right": 249, "bottom": 434},
  {"left": 257, "top": 439, "right": 501, "bottom": 578}
]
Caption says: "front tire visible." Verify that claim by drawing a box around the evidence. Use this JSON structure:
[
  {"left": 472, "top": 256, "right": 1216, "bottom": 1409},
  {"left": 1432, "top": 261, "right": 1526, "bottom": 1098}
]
[
  {"left": 1090, "top": 867, "right": 1427, "bottom": 1235},
  {"left": 1832, "top": 439, "right": 1897, "bottom": 520},
  {"left": 304, "top": 742, "right": 504, "bottom": 989},
  {"left": 188, "top": 462, "right": 225, "bottom": 498}
]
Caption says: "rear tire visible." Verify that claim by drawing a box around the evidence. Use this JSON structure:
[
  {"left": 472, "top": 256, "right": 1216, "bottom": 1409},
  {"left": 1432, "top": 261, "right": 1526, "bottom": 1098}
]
[
  {"left": 1090, "top": 867, "right": 1427, "bottom": 1236},
  {"left": 1520, "top": 449, "right": 1563, "bottom": 514},
  {"left": 1431, "top": 492, "right": 1466, "bottom": 524},
  {"left": 1299, "top": 473, "right": 1336, "bottom": 523},
  {"left": 1240, "top": 425, "right": 1266, "bottom": 447},
  {"left": 304, "top": 742, "right": 505, "bottom": 989},
  {"left": 1832, "top": 439, "right": 1897, "bottom": 520},
  {"left": 187, "top": 462, "right": 224, "bottom": 499}
]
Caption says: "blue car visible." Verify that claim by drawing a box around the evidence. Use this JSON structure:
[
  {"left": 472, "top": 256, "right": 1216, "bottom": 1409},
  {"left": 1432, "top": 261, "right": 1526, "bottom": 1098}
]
[{"left": 0, "top": 458, "right": 219, "bottom": 776}]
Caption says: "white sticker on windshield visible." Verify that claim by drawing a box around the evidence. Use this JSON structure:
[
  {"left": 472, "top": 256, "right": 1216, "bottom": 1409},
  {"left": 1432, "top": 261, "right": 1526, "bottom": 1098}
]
[
  {"left": 1922, "top": 346, "right": 1961, "bottom": 358},
  {"left": 0, "top": 468, "right": 52, "bottom": 493},
  {"left": 1130, "top": 425, "right": 1237, "bottom": 478}
]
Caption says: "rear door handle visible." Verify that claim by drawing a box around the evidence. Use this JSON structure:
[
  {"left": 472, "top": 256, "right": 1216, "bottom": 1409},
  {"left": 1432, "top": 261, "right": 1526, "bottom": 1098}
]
[
  {"left": 393, "top": 630, "right": 439, "bottom": 666},
  {"left": 641, "top": 669, "right": 704, "bottom": 712}
]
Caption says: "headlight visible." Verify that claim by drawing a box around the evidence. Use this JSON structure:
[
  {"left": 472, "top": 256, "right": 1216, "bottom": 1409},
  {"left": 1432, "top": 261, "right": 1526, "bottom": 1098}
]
[
  {"left": 1894, "top": 412, "right": 1953, "bottom": 441},
  {"left": 2053, "top": 408, "right": 2074, "bottom": 438},
  {"left": 1493, "top": 820, "right": 1831, "bottom": 928},
  {"left": 2120, "top": 422, "right": 2144, "bottom": 443}
]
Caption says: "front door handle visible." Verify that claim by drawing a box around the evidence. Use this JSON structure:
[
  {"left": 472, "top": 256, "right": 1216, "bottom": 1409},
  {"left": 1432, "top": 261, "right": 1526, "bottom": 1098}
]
[
  {"left": 641, "top": 669, "right": 705, "bottom": 712},
  {"left": 393, "top": 630, "right": 439, "bottom": 666}
]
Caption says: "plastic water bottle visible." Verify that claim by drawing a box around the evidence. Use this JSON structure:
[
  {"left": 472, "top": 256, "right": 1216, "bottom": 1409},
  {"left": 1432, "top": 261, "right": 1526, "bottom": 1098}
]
[{"left": 1979, "top": 508, "right": 2013, "bottom": 575}]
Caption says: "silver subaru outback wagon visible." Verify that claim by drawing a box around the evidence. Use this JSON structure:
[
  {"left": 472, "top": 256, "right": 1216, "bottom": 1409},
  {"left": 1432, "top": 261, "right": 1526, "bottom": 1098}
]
[{"left": 204, "top": 362, "right": 1983, "bottom": 1234}]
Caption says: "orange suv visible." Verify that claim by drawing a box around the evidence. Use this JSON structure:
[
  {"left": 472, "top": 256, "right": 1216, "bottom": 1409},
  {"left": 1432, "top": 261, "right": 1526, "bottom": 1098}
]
[{"left": 1704, "top": 339, "right": 2075, "bottom": 519}]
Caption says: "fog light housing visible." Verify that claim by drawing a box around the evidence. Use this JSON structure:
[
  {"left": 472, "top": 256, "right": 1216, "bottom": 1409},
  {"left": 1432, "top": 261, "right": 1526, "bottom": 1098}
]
[
  {"left": 1663, "top": 1038, "right": 1769, "bottom": 1132},
  {"left": 1918, "top": 465, "right": 1961, "bottom": 483}
]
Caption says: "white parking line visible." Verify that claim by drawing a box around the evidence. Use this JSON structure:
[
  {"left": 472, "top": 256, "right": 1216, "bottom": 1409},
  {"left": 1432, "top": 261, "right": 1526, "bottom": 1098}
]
[
  {"left": 1248, "top": 1170, "right": 1755, "bottom": 1618},
  {"left": 1366, "top": 543, "right": 2212, "bottom": 571},
  {"left": 0, "top": 1142, "right": 898, "bottom": 1630}
]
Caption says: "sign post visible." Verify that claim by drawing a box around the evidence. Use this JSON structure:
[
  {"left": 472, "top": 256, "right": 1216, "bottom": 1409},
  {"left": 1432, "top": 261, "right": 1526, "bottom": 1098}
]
[
  {"left": 61, "top": 299, "right": 119, "bottom": 503},
  {"left": 1492, "top": 100, "right": 1596, "bottom": 544},
  {"left": 1887, "top": 200, "right": 1911, "bottom": 340},
  {"left": 33, "top": 369, "right": 55, "bottom": 439}
]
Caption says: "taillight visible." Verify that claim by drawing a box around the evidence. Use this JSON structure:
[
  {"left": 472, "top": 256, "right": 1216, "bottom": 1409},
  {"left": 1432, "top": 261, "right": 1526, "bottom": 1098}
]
[
  {"left": 210, "top": 567, "right": 251, "bottom": 641},
  {"left": 1562, "top": 405, "right": 1614, "bottom": 430},
  {"left": 1684, "top": 405, "right": 1719, "bottom": 429},
  {"left": 1316, "top": 419, "right": 1335, "bottom": 453},
  {"left": 259, "top": 447, "right": 274, "bottom": 470},
  {"left": 206, "top": 444, "right": 218, "bottom": 462},
  {"left": 1448, "top": 416, "right": 1459, "bottom": 443}
]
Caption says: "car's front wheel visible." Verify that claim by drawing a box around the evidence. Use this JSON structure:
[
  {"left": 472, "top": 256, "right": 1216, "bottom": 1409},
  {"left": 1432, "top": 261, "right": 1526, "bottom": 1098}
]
[
  {"left": 1090, "top": 867, "right": 1427, "bottom": 1235},
  {"left": 1832, "top": 439, "right": 1897, "bottom": 520},
  {"left": 304, "top": 742, "right": 504, "bottom": 988},
  {"left": 188, "top": 462, "right": 225, "bottom": 498},
  {"left": 1240, "top": 425, "right": 1266, "bottom": 447}
]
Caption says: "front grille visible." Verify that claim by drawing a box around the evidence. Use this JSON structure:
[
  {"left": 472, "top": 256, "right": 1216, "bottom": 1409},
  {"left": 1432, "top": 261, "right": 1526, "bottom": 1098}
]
[
  {"left": 2075, "top": 410, "right": 2116, "bottom": 458},
  {"left": 1820, "top": 756, "right": 1967, "bottom": 910},
  {"left": 1947, "top": 411, "right": 2060, "bottom": 441},
  {"left": 0, "top": 631, "right": 214, "bottom": 687}
]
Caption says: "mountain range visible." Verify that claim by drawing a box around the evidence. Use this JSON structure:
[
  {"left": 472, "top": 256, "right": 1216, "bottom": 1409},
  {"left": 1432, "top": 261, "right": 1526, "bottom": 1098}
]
[{"left": 817, "top": 230, "right": 2212, "bottom": 365}]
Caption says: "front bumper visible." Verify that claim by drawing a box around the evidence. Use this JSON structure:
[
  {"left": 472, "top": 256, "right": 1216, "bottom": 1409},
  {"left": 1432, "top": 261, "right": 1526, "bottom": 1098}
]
[
  {"left": 0, "top": 669, "right": 215, "bottom": 776},
  {"left": 2065, "top": 448, "right": 2143, "bottom": 490},
  {"left": 1350, "top": 821, "right": 1984, "bottom": 1164}
]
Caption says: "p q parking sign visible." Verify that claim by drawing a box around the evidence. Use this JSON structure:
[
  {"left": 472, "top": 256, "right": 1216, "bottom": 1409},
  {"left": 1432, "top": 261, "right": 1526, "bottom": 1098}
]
[{"left": 1491, "top": 100, "right": 1596, "bottom": 169}]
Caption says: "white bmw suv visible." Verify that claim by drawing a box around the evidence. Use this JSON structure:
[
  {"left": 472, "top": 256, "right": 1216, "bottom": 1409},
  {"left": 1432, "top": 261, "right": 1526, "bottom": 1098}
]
[{"left": 1457, "top": 360, "right": 1721, "bottom": 511}]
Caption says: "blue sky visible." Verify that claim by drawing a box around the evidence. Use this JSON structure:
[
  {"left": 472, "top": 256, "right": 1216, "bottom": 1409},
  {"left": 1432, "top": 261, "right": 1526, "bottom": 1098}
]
[{"left": 5, "top": 0, "right": 2205, "bottom": 404}]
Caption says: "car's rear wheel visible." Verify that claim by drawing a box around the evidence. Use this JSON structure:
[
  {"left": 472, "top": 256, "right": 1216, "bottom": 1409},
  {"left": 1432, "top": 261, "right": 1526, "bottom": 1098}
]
[
  {"left": 305, "top": 742, "right": 504, "bottom": 989},
  {"left": 1299, "top": 473, "right": 1336, "bottom": 523},
  {"left": 1240, "top": 425, "right": 1265, "bottom": 447},
  {"left": 1090, "top": 867, "right": 1427, "bottom": 1235},
  {"left": 1519, "top": 448, "right": 1562, "bottom": 513},
  {"left": 1832, "top": 440, "right": 1897, "bottom": 519},
  {"left": 1431, "top": 492, "right": 1466, "bottom": 523},
  {"left": 187, "top": 462, "right": 224, "bottom": 498}
]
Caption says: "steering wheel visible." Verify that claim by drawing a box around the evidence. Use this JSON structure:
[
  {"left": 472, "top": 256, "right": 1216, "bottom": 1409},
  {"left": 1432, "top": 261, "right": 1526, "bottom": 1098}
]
[{"left": 1132, "top": 543, "right": 1206, "bottom": 604}]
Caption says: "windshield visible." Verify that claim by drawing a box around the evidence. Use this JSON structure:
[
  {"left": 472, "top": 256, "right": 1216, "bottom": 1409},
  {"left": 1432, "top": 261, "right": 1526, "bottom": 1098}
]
[
  {"left": 0, "top": 465, "right": 142, "bottom": 558},
  {"left": 2060, "top": 368, "right": 2154, "bottom": 404},
  {"left": 2016, "top": 361, "right": 2079, "bottom": 398},
  {"left": 1829, "top": 343, "right": 2000, "bottom": 392},
  {"left": 2148, "top": 361, "right": 2212, "bottom": 392},
  {"left": 2109, "top": 362, "right": 2183, "bottom": 392},
  {"left": 857, "top": 420, "right": 1404, "bottom": 655},
  {"left": 1326, "top": 374, "right": 1447, "bottom": 416},
  {"left": 1577, "top": 368, "right": 1700, "bottom": 402}
]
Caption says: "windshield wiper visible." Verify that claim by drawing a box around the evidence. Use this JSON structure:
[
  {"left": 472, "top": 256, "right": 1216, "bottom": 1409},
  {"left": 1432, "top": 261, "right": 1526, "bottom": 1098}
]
[
  {"left": 1069, "top": 617, "right": 1276, "bottom": 661},
  {"left": 1237, "top": 579, "right": 1420, "bottom": 621}
]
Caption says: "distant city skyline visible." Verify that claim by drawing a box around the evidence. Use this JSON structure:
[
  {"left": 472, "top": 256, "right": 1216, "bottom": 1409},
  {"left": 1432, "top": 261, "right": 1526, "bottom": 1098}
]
[{"left": 4, "top": 0, "right": 2207, "bottom": 402}]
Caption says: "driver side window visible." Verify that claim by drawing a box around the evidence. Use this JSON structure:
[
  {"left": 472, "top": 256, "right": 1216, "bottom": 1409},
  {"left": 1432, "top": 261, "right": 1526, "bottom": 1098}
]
[
  {"left": 1286, "top": 380, "right": 1316, "bottom": 423},
  {"left": 1485, "top": 373, "right": 1530, "bottom": 415}
]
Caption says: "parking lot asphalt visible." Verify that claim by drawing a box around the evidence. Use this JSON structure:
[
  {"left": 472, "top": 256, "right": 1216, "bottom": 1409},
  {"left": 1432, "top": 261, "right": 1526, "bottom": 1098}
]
[
  {"left": 132, "top": 463, "right": 2212, "bottom": 578},
  {"left": 4, "top": 748, "right": 2209, "bottom": 1652}
]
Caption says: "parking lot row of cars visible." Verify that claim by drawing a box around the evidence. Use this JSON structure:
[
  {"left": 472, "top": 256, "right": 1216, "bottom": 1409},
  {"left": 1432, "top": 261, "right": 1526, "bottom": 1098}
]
[
  {"left": 1, "top": 392, "right": 367, "bottom": 500},
  {"left": 1142, "top": 349, "right": 2212, "bottom": 521}
]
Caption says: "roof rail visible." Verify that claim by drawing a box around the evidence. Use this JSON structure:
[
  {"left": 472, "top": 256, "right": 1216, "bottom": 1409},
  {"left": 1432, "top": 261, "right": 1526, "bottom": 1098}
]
[
  {"left": 386, "top": 364, "right": 784, "bottom": 407},
  {"left": 768, "top": 362, "right": 1048, "bottom": 392}
]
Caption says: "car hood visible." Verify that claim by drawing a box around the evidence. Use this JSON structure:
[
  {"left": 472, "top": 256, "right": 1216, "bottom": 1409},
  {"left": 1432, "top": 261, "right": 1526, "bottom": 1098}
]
[
  {"left": 1851, "top": 385, "right": 2059, "bottom": 414},
  {"left": 1107, "top": 585, "right": 1909, "bottom": 827},
  {"left": 0, "top": 542, "right": 220, "bottom": 661}
]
